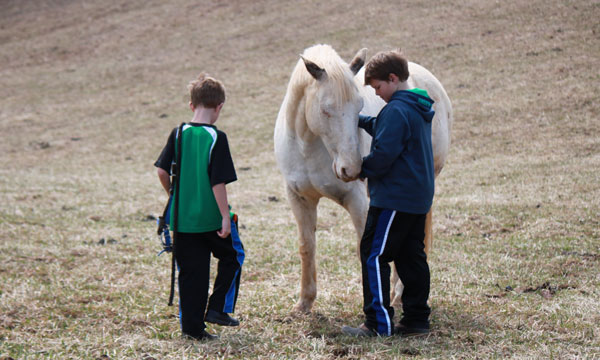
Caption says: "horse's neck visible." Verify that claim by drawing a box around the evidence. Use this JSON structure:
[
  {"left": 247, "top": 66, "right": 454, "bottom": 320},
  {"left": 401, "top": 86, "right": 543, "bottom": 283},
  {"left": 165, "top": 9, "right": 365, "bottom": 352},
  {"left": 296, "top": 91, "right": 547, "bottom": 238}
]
[
  {"left": 355, "top": 78, "right": 381, "bottom": 157},
  {"left": 284, "top": 90, "right": 316, "bottom": 144}
]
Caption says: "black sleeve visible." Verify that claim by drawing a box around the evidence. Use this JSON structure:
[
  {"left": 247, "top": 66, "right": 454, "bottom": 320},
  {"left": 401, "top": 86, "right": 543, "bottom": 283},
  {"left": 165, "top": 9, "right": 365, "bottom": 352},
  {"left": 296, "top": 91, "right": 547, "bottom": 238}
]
[
  {"left": 154, "top": 127, "right": 177, "bottom": 173},
  {"left": 209, "top": 131, "right": 237, "bottom": 186}
]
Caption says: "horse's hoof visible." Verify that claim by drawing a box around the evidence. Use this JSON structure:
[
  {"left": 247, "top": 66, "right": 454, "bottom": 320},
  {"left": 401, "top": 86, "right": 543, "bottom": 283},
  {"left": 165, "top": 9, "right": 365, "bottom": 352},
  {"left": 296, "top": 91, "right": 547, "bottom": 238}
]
[{"left": 292, "top": 302, "right": 312, "bottom": 314}]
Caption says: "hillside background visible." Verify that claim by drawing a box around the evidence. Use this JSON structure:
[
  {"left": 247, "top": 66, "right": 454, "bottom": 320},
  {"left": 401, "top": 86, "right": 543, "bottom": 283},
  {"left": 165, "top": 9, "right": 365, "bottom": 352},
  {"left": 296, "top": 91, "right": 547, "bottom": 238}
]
[{"left": 1, "top": 0, "right": 598, "bottom": 359}]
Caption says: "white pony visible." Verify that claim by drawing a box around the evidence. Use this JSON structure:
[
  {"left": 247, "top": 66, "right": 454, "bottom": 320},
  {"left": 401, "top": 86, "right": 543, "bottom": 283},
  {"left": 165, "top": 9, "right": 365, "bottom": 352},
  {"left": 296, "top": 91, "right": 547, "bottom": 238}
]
[{"left": 274, "top": 44, "right": 452, "bottom": 313}]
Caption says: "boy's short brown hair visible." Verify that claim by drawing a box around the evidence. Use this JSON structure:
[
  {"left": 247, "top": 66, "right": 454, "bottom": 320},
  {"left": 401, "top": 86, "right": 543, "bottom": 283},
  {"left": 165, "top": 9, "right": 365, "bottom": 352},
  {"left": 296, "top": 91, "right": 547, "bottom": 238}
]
[
  {"left": 364, "top": 50, "right": 409, "bottom": 85},
  {"left": 188, "top": 73, "right": 226, "bottom": 108}
]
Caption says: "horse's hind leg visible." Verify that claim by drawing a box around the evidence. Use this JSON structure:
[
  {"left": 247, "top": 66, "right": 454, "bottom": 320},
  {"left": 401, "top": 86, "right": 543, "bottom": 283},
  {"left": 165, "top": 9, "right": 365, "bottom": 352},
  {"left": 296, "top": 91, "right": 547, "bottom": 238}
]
[
  {"left": 424, "top": 208, "right": 433, "bottom": 254},
  {"left": 391, "top": 269, "right": 404, "bottom": 309},
  {"left": 286, "top": 185, "right": 319, "bottom": 313}
]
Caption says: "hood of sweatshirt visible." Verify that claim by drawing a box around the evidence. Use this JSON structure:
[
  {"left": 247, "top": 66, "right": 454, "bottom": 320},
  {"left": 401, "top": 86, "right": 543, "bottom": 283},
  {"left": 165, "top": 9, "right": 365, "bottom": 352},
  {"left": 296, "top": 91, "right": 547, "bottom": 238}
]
[{"left": 390, "top": 89, "right": 435, "bottom": 123}]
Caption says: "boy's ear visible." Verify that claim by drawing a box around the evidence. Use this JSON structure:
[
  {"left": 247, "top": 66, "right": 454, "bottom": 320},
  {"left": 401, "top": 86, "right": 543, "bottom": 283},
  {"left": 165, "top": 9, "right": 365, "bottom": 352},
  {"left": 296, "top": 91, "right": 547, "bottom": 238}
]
[
  {"left": 215, "top": 103, "right": 224, "bottom": 113},
  {"left": 189, "top": 102, "right": 194, "bottom": 111},
  {"left": 389, "top": 73, "right": 400, "bottom": 83}
]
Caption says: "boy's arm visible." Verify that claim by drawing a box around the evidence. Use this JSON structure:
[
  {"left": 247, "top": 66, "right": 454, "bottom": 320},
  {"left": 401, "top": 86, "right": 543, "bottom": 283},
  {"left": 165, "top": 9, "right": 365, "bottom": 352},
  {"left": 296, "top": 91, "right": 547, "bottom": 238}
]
[
  {"left": 360, "top": 107, "right": 409, "bottom": 179},
  {"left": 208, "top": 131, "right": 237, "bottom": 238},
  {"left": 212, "top": 183, "right": 231, "bottom": 238},
  {"left": 358, "top": 114, "right": 376, "bottom": 135},
  {"left": 157, "top": 168, "right": 171, "bottom": 195}
]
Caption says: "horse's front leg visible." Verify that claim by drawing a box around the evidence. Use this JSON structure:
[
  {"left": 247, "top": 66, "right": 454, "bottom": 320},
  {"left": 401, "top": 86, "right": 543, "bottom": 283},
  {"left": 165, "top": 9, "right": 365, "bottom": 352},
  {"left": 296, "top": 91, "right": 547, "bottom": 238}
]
[
  {"left": 339, "top": 181, "right": 369, "bottom": 255},
  {"left": 286, "top": 184, "right": 319, "bottom": 313}
]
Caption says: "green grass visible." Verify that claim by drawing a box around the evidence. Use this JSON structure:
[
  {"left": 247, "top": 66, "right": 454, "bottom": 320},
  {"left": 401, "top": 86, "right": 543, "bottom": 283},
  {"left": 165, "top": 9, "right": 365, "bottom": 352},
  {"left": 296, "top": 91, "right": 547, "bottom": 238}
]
[{"left": 1, "top": 0, "right": 599, "bottom": 358}]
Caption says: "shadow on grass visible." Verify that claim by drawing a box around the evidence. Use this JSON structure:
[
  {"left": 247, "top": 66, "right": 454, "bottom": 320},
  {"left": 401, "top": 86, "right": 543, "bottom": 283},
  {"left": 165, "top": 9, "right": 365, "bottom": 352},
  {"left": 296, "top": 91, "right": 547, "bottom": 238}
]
[{"left": 273, "top": 311, "right": 437, "bottom": 358}]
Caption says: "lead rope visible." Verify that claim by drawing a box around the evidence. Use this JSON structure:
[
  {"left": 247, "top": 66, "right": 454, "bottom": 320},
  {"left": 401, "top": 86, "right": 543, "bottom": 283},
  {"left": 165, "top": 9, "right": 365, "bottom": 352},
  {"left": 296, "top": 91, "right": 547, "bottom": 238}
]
[{"left": 168, "top": 123, "right": 185, "bottom": 306}]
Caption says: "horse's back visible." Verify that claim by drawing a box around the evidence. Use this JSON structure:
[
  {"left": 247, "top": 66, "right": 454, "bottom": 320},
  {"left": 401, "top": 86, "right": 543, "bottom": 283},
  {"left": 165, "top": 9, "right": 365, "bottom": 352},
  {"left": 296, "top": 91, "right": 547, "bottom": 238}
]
[{"left": 407, "top": 62, "right": 452, "bottom": 175}]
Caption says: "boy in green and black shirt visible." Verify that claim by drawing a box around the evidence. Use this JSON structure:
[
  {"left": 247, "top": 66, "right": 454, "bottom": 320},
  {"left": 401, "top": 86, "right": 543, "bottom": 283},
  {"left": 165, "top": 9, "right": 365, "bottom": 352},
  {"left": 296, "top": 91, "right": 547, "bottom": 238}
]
[{"left": 155, "top": 73, "right": 244, "bottom": 341}]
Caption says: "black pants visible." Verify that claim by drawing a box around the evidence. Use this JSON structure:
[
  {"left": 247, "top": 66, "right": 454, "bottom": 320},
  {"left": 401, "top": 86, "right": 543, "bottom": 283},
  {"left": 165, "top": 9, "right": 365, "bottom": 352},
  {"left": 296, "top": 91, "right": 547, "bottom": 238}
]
[
  {"left": 360, "top": 207, "right": 431, "bottom": 335},
  {"left": 175, "top": 224, "right": 244, "bottom": 337}
]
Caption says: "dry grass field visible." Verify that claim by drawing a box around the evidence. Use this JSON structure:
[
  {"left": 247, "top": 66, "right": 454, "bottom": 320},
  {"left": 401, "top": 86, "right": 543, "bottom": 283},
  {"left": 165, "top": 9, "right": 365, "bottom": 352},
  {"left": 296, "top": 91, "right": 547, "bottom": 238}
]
[{"left": 1, "top": 0, "right": 599, "bottom": 358}]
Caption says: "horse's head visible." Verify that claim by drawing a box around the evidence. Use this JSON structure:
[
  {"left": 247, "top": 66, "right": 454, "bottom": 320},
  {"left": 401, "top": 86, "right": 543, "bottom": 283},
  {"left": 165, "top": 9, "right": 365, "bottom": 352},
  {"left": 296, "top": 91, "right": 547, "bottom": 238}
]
[{"left": 301, "top": 46, "right": 367, "bottom": 182}]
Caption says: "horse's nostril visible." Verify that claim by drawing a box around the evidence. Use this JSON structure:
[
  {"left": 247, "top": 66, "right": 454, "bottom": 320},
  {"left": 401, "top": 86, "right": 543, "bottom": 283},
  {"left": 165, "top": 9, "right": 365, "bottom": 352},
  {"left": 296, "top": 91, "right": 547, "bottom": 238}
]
[{"left": 341, "top": 167, "right": 348, "bottom": 178}]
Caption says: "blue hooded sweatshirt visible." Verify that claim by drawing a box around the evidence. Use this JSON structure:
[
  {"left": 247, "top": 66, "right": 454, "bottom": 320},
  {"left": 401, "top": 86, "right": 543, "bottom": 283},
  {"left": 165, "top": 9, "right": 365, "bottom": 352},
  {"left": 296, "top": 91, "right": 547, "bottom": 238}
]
[{"left": 359, "top": 89, "right": 435, "bottom": 214}]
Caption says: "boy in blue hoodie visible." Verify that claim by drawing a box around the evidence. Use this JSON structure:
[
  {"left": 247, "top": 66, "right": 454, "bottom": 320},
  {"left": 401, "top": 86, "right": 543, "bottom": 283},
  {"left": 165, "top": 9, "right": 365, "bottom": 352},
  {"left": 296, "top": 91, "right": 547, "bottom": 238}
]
[{"left": 342, "top": 50, "right": 435, "bottom": 337}]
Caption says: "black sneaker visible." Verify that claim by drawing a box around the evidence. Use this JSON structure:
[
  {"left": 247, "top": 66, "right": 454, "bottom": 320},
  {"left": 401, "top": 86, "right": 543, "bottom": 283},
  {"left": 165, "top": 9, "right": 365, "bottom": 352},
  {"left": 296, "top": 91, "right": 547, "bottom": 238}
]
[
  {"left": 205, "top": 309, "right": 240, "bottom": 326},
  {"left": 341, "top": 323, "right": 377, "bottom": 337},
  {"left": 182, "top": 329, "right": 218, "bottom": 341},
  {"left": 394, "top": 324, "right": 430, "bottom": 337}
]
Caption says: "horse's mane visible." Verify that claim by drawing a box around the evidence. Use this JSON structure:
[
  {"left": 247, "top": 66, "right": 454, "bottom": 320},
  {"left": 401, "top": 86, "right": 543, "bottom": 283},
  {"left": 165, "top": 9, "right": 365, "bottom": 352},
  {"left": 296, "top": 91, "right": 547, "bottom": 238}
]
[{"left": 287, "top": 44, "right": 356, "bottom": 107}]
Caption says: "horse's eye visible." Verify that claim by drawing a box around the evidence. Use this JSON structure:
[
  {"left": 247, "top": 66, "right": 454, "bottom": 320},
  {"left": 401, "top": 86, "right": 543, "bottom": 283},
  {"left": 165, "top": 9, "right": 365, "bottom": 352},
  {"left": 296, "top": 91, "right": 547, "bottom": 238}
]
[{"left": 322, "top": 110, "right": 332, "bottom": 118}]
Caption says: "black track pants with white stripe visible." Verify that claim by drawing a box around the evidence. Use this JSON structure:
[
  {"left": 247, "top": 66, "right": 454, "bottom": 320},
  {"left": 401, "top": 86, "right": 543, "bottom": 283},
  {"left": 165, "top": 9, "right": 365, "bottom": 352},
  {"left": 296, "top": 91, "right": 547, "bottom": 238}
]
[{"left": 360, "top": 207, "right": 431, "bottom": 335}]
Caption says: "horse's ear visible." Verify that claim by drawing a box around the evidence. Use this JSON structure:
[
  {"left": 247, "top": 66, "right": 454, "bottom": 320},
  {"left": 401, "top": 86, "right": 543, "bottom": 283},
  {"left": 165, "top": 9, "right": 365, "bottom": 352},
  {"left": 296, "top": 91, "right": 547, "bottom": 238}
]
[
  {"left": 301, "top": 56, "right": 327, "bottom": 81},
  {"left": 349, "top": 48, "right": 367, "bottom": 75}
]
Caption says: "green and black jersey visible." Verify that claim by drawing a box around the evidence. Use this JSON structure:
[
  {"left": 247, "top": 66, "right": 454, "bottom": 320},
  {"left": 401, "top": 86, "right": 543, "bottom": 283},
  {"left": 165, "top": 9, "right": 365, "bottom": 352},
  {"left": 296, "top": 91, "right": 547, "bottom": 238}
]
[{"left": 155, "top": 123, "right": 237, "bottom": 233}]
